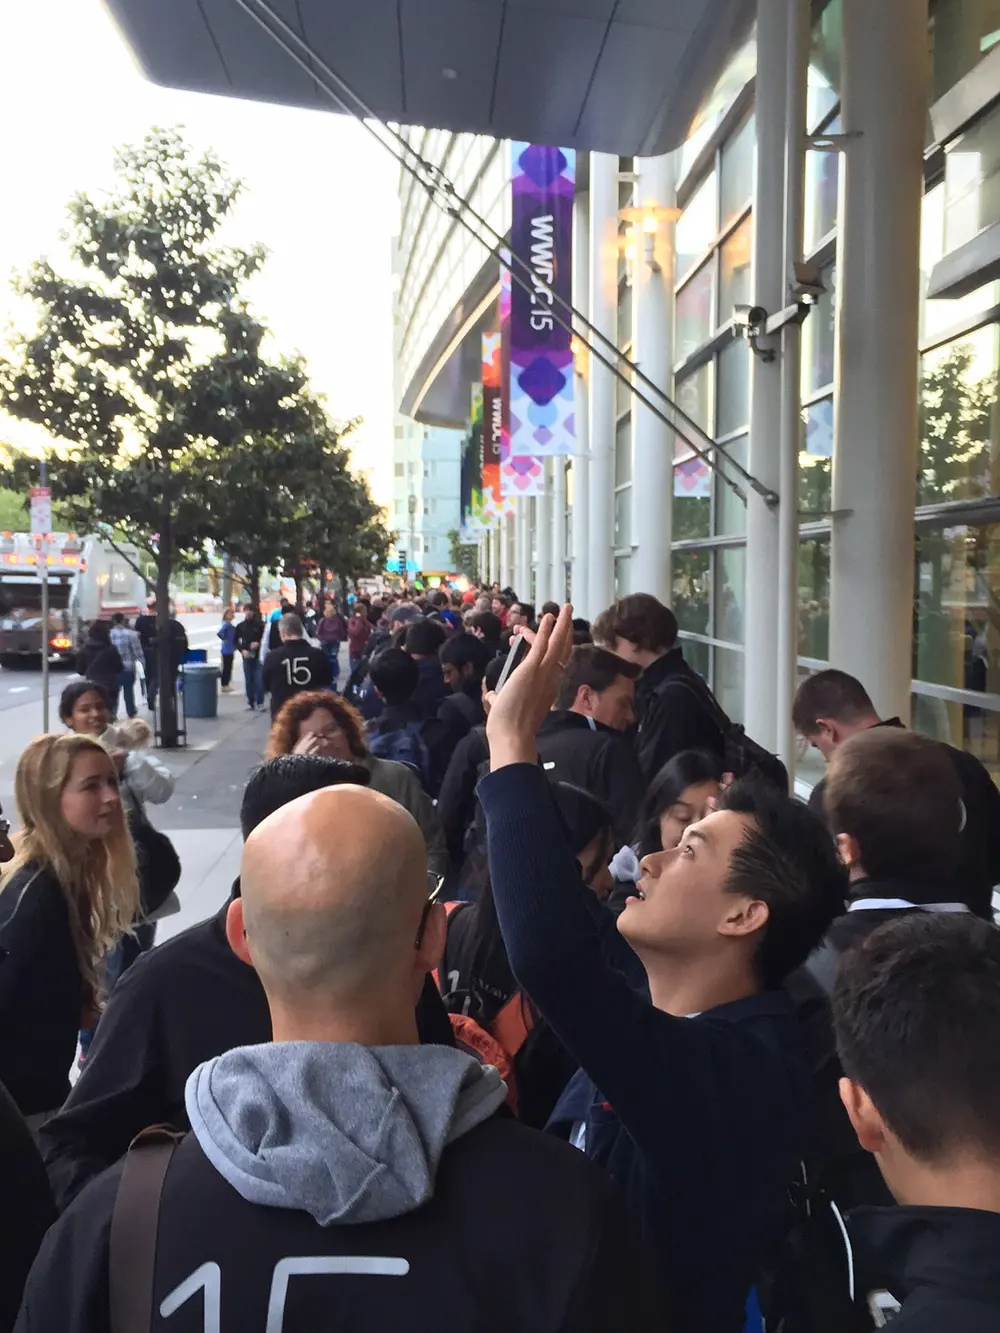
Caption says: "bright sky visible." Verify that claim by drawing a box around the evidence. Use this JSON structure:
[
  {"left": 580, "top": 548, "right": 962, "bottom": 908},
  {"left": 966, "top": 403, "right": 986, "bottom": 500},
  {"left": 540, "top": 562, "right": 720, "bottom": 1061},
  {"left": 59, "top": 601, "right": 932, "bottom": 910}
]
[{"left": 0, "top": 0, "right": 397, "bottom": 506}]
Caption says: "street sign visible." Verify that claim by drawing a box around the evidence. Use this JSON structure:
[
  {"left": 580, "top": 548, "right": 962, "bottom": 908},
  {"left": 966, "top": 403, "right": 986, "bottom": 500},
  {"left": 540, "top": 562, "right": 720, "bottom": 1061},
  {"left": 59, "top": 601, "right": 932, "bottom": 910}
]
[{"left": 30, "top": 487, "right": 51, "bottom": 536}]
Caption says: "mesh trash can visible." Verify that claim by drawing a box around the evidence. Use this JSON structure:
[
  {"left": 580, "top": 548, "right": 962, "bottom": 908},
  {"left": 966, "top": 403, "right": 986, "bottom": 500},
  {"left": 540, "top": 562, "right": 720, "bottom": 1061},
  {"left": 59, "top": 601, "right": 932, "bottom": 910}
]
[{"left": 180, "top": 662, "right": 221, "bottom": 719}]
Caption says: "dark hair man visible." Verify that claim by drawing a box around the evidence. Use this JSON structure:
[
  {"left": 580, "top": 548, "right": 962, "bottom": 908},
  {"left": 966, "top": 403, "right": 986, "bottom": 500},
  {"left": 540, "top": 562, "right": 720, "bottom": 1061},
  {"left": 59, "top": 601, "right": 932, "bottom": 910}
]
[
  {"left": 23, "top": 788, "right": 662, "bottom": 1333},
  {"left": 367, "top": 649, "right": 447, "bottom": 794},
  {"left": 537, "top": 645, "right": 645, "bottom": 844},
  {"left": 437, "top": 633, "right": 491, "bottom": 744},
  {"left": 833, "top": 913, "right": 1000, "bottom": 1329},
  {"left": 467, "top": 609, "right": 503, "bottom": 650},
  {"left": 541, "top": 600, "right": 561, "bottom": 620},
  {"left": 593, "top": 592, "right": 726, "bottom": 781},
  {"left": 480, "top": 607, "right": 846, "bottom": 1333},
  {"left": 793, "top": 668, "right": 1000, "bottom": 918},
  {"left": 801, "top": 728, "right": 965, "bottom": 995},
  {"left": 436, "top": 654, "right": 506, "bottom": 876},
  {"left": 39, "top": 756, "right": 453, "bottom": 1213},
  {"left": 508, "top": 600, "right": 536, "bottom": 631},
  {"left": 402, "top": 619, "right": 450, "bottom": 718},
  {"left": 262, "top": 614, "right": 332, "bottom": 720}
]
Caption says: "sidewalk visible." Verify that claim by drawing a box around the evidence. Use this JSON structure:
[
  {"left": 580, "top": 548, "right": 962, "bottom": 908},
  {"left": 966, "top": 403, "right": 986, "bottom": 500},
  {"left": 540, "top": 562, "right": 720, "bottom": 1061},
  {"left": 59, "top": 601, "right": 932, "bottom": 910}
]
[{"left": 151, "top": 679, "right": 271, "bottom": 942}]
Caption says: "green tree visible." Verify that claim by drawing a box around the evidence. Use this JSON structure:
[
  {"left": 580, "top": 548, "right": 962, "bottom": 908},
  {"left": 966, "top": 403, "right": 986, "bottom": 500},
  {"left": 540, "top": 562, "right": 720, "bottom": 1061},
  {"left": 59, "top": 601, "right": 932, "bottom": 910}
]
[
  {"left": 919, "top": 344, "right": 998, "bottom": 506},
  {"left": 0, "top": 129, "right": 275, "bottom": 744},
  {"left": 448, "top": 528, "right": 479, "bottom": 580}
]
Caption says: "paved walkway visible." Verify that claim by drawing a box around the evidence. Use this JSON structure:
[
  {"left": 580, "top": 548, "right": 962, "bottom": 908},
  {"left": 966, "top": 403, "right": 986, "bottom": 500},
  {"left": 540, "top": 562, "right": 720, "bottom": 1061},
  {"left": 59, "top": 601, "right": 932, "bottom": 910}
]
[{"left": 150, "top": 680, "right": 272, "bottom": 942}]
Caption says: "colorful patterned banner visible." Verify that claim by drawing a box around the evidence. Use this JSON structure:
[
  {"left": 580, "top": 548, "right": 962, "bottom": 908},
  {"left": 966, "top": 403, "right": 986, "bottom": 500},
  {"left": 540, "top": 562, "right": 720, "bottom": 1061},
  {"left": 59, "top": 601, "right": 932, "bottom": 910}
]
[
  {"left": 481, "top": 332, "right": 508, "bottom": 522},
  {"left": 509, "top": 142, "right": 576, "bottom": 460},
  {"left": 459, "top": 386, "right": 486, "bottom": 542},
  {"left": 500, "top": 263, "right": 544, "bottom": 497}
]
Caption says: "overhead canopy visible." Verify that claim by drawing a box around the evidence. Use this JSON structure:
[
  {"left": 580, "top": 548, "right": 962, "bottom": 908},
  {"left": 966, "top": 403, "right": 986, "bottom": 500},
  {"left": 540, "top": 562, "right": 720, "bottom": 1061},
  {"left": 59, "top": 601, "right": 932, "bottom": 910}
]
[{"left": 104, "top": 0, "right": 753, "bottom": 157}]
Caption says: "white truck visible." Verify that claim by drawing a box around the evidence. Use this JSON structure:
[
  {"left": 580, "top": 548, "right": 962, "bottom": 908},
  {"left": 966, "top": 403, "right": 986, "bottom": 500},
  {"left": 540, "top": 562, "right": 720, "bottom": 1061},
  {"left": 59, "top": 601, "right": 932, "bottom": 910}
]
[{"left": 0, "top": 533, "right": 147, "bottom": 668}]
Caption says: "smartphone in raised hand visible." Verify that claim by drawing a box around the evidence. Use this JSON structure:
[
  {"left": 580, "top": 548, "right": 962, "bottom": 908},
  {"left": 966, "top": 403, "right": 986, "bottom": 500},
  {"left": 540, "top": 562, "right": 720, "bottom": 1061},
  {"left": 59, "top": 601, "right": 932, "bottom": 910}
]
[{"left": 495, "top": 632, "right": 529, "bottom": 692}]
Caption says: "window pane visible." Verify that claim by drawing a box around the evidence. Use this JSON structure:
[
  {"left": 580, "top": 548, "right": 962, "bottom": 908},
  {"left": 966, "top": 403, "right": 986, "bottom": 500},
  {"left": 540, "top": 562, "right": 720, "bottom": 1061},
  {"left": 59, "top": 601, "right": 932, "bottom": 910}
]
[
  {"left": 919, "top": 327, "right": 1000, "bottom": 505},
  {"left": 676, "top": 361, "right": 714, "bottom": 436},
  {"left": 808, "top": 0, "right": 842, "bottom": 128},
  {"left": 676, "top": 172, "right": 719, "bottom": 282},
  {"left": 944, "top": 100, "right": 1000, "bottom": 252},
  {"left": 615, "top": 485, "right": 632, "bottom": 547},
  {"left": 676, "top": 262, "right": 715, "bottom": 362},
  {"left": 931, "top": 0, "right": 1000, "bottom": 102},
  {"left": 921, "top": 182, "right": 1000, "bottom": 343},
  {"left": 913, "top": 523, "right": 1000, "bottom": 783},
  {"left": 614, "top": 554, "right": 631, "bottom": 595},
  {"left": 615, "top": 414, "right": 633, "bottom": 487},
  {"left": 716, "top": 435, "right": 748, "bottom": 536},
  {"left": 798, "top": 538, "right": 830, "bottom": 660},
  {"left": 617, "top": 278, "right": 632, "bottom": 349},
  {"left": 801, "top": 398, "right": 834, "bottom": 514},
  {"left": 682, "top": 637, "right": 712, "bottom": 682},
  {"left": 801, "top": 265, "right": 837, "bottom": 397},
  {"left": 718, "top": 216, "right": 753, "bottom": 325},
  {"left": 720, "top": 116, "right": 755, "bottom": 230},
  {"left": 717, "top": 339, "right": 750, "bottom": 437},
  {"left": 672, "top": 551, "right": 712, "bottom": 635},
  {"left": 674, "top": 364, "right": 713, "bottom": 540},
  {"left": 803, "top": 115, "right": 840, "bottom": 253},
  {"left": 714, "top": 646, "right": 745, "bottom": 724},
  {"left": 616, "top": 365, "right": 633, "bottom": 416},
  {"left": 715, "top": 546, "right": 746, "bottom": 643}
]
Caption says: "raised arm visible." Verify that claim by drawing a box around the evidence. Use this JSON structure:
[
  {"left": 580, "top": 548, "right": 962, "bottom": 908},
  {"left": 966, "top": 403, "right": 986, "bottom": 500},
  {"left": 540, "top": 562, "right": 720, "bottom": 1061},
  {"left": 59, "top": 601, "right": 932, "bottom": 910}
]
[{"left": 482, "top": 609, "right": 699, "bottom": 1142}]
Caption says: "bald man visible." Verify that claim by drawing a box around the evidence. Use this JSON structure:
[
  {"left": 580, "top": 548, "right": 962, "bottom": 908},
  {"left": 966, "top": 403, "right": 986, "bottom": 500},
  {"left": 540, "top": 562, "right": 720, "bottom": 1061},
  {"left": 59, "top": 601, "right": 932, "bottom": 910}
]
[
  {"left": 22, "top": 786, "right": 662, "bottom": 1333},
  {"left": 41, "top": 756, "right": 453, "bottom": 1213}
]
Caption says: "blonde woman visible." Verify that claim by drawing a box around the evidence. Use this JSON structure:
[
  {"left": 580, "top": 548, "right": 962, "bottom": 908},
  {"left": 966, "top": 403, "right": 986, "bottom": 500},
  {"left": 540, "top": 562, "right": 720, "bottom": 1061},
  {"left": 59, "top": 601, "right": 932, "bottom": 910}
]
[{"left": 0, "top": 734, "right": 138, "bottom": 1124}]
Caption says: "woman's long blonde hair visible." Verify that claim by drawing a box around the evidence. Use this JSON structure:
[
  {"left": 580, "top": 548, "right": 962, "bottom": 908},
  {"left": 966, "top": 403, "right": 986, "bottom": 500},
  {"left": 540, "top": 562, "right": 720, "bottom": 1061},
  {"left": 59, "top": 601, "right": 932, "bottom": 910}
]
[{"left": 3, "top": 733, "right": 140, "bottom": 990}]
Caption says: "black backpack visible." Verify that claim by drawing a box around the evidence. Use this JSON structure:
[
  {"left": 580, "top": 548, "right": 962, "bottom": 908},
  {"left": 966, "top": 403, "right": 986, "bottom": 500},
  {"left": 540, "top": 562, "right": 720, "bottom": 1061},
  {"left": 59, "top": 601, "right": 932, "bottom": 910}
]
[
  {"left": 662, "top": 673, "right": 789, "bottom": 792},
  {"left": 757, "top": 967, "right": 896, "bottom": 1333}
]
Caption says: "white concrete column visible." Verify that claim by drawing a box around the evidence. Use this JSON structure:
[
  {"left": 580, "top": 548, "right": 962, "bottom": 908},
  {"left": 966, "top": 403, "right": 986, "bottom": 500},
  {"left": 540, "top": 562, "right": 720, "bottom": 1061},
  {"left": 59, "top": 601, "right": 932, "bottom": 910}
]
[
  {"left": 743, "top": 0, "right": 789, "bottom": 750},
  {"left": 535, "top": 461, "right": 553, "bottom": 605},
  {"left": 572, "top": 193, "right": 591, "bottom": 615},
  {"left": 587, "top": 152, "right": 619, "bottom": 619},
  {"left": 631, "top": 153, "right": 675, "bottom": 602},
  {"left": 514, "top": 500, "right": 531, "bottom": 599},
  {"left": 550, "top": 456, "right": 567, "bottom": 603},
  {"left": 499, "top": 513, "right": 512, "bottom": 588},
  {"left": 829, "top": 0, "right": 927, "bottom": 722}
]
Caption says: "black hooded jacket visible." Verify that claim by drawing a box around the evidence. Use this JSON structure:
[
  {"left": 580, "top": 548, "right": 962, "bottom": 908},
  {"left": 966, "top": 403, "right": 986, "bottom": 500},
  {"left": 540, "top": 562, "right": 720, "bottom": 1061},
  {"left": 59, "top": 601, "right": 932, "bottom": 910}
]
[
  {"left": 40, "top": 897, "right": 454, "bottom": 1213},
  {"left": 849, "top": 1206, "right": 1000, "bottom": 1331},
  {"left": 537, "top": 711, "right": 645, "bottom": 844}
]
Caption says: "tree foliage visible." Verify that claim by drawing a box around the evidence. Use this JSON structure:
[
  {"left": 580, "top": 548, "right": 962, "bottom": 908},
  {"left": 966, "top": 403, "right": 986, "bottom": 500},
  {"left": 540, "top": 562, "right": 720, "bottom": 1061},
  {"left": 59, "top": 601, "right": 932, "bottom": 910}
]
[{"left": 0, "top": 127, "right": 390, "bottom": 741}]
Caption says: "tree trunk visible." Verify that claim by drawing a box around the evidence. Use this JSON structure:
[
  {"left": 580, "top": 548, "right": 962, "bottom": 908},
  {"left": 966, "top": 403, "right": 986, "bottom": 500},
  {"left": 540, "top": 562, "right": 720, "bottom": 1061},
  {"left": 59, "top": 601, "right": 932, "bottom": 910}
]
[
  {"left": 293, "top": 567, "right": 303, "bottom": 612},
  {"left": 248, "top": 564, "right": 261, "bottom": 610},
  {"left": 156, "top": 511, "right": 181, "bottom": 748}
]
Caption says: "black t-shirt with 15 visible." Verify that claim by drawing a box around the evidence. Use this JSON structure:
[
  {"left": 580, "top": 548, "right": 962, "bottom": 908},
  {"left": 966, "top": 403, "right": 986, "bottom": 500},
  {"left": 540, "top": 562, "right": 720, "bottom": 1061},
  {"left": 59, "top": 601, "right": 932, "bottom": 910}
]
[{"left": 263, "top": 640, "right": 332, "bottom": 717}]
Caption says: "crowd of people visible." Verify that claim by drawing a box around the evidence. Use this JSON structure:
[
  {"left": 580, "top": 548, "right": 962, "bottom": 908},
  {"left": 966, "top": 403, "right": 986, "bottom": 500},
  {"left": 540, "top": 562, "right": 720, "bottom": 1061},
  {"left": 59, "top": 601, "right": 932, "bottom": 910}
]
[{"left": 0, "top": 582, "right": 998, "bottom": 1331}]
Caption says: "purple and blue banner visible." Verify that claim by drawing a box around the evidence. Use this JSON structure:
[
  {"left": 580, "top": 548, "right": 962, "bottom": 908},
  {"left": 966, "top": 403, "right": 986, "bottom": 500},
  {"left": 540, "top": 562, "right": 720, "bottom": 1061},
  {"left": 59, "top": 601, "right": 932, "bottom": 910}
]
[
  {"left": 509, "top": 142, "right": 575, "bottom": 463},
  {"left": 500, "top": 263, "right": 544, "bottom": 496}
]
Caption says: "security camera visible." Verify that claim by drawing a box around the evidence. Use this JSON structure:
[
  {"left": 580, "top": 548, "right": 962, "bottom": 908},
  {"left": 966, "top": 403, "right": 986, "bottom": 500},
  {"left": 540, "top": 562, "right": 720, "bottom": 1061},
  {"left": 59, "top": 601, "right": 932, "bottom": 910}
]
[
  {"left": 790, "top": 261, "right": 826, "bottom": 305},
  {"left": 733, "top": 304, "right": 768, "bottom": 334}
]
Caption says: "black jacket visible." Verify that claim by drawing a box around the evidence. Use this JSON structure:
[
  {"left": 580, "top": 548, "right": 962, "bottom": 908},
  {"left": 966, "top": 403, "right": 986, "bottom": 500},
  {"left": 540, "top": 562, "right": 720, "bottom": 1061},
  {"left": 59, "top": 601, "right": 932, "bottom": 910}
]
[
  {"left": 437, "top": 678, "right": 485, "bottom": 747},
  {"left": 75, "top": 641, "right": 123, "bottom": 697},
  {"left": 0, "top": 1078, "right": 55, "bottom": 1333},
  {"left": 634, "top": 647, "right": 725, "bottom": 782},
  {"left": 40, "top": 899, "right": 454, "bottom": 1212},
  {"left": 0, "top": 863, "right": 87, "bottom": 1116},
  {"left": 436, "top": 725, "right": 490, "bottom": 869},
  {"left": 233, "top": 617, "right": 263, "bottom": 657},
  {"left": 262, "top": 640, "right": 332, "bottom": 717},
  {"left": 19, "top": 1117, "right": 663, "bottom": 1333},
  {"left": 537, "top": 711, "right": 646, "bottom": 845},
  {"left": 480, "top": 763, "right": 814, "bottom": 1333},
  {"left": 849, "top": 1206, "right": 1000, "bottom": 1331},
  {"left": 808, "top": 719, "right": 1000, "bottom": 919}
]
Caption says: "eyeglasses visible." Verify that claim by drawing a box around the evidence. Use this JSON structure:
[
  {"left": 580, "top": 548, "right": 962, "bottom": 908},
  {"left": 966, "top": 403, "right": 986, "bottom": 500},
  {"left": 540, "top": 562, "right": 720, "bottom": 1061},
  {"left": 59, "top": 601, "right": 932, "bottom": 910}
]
[{"left": 416, "top": 872, "right": 445, "bottom": 948}]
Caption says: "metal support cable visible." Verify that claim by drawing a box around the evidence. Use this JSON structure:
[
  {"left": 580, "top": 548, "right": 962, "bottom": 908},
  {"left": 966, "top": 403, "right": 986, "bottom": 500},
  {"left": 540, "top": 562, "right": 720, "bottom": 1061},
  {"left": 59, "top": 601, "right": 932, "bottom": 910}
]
[{"left": 233, "top": 0, "right": 777, "bottom": 505}]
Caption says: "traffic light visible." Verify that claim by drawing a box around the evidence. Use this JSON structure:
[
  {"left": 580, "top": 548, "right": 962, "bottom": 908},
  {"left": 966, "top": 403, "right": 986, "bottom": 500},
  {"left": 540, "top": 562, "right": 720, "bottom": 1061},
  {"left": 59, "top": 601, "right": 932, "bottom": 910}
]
[{"left": 397, "top": 549, "right": 407, "bottom": 570}]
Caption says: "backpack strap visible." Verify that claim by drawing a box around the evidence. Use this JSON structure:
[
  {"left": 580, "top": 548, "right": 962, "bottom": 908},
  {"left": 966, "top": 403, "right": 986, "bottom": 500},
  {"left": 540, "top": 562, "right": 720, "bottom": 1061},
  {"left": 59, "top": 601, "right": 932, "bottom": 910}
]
[
  {"left": 491, "top": 991, "right": 533, "bottom": 1058},
  {"left": 109, "top": 1126, "right": 184, "bottom": 1333}
]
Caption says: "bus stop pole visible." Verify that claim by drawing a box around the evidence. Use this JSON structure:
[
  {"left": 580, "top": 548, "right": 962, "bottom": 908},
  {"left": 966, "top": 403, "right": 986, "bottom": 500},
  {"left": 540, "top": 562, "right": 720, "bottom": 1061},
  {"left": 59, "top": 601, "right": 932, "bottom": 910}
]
[{"left": 40, "top": 459, "right": 49, "bottom": 733}]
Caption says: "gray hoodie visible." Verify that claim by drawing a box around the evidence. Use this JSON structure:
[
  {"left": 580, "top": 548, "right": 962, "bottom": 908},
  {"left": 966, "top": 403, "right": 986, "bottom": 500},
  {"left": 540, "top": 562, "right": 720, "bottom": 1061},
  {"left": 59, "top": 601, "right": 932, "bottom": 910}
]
[{"left": 185, "top": 1042, "right": 506, "bottom": 1226}]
